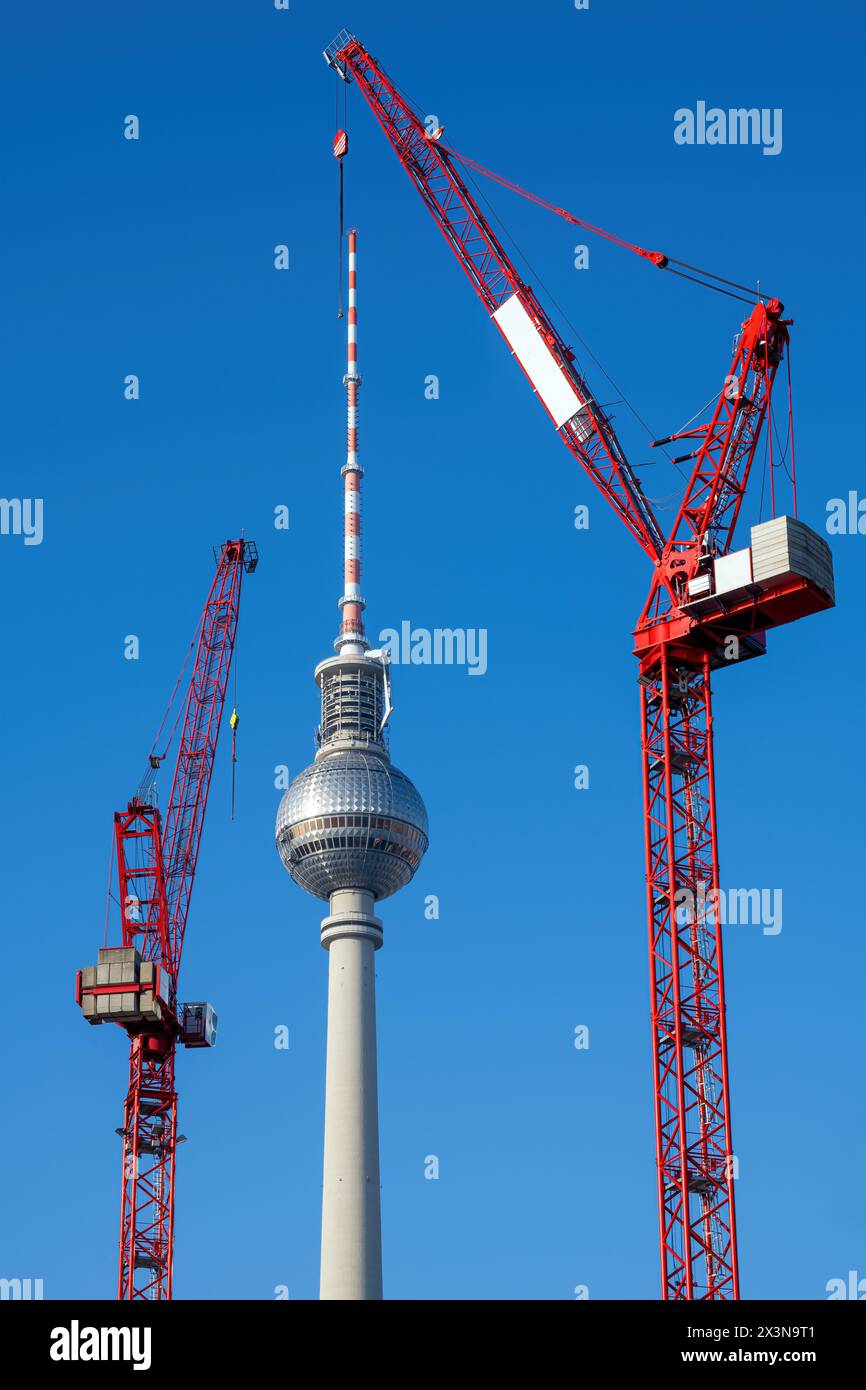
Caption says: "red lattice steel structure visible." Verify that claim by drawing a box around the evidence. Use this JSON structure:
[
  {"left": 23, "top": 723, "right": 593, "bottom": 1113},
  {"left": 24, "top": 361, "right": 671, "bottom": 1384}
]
[
  {"left": 326, "top": 31, "right": 835, "bottom": 1297},
  {"left": 78, "top": 538, "right": 256, "bottom": 1299}
]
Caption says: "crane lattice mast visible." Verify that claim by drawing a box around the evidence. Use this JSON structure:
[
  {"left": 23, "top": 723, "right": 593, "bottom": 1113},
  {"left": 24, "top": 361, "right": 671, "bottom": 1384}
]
[{"left": 325, "top": 30, "right": 835, "bottom": 1299}]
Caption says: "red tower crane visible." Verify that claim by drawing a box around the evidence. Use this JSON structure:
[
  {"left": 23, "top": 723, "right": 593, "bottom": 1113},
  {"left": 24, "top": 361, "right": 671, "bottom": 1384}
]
[
  {"left": 76, "top": 538, "right": 258, "bottom": 1299},
  {"left": 324, "top": 32, "right": 835, "bottom": 1299}
]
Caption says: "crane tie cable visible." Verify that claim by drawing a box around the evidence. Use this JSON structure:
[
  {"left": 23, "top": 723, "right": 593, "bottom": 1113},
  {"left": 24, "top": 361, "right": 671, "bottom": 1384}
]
[{"left": 440, "top": 143, "right": 777, "bottom": 305}]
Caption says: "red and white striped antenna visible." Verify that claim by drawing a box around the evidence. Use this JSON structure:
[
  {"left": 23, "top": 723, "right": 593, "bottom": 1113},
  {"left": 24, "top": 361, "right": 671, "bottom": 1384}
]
[{"left": 336, "top": 229, "right": 367, "bottom": 654}]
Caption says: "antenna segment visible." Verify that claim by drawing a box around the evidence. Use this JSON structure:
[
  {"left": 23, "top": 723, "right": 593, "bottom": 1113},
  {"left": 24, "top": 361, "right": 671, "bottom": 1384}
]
[{"left": 338, "top": 230, "right": 367, "bottom": 655}]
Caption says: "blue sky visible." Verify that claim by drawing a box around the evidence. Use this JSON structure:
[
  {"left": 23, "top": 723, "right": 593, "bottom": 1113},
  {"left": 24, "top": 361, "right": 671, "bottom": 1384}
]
[{"left": 1, "top": 1, "right": 864, "bottom": 1300}]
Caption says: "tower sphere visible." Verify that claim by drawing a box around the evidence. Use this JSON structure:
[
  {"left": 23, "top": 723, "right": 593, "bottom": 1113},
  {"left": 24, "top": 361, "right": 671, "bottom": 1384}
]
[{"left": 275, "top": 747, "right": 428, "bottom": 902}]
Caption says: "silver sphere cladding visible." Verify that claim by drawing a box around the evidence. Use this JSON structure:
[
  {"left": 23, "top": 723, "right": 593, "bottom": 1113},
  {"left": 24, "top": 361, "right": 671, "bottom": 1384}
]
[{"left": 275, "top": 749, "right": 429, "bottom": 902}]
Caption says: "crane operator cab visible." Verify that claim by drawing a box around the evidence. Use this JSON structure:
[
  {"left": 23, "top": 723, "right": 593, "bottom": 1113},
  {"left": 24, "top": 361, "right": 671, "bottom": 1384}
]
[{"left": 178, "top": 1001, "right": 218, "bottom": 1049}]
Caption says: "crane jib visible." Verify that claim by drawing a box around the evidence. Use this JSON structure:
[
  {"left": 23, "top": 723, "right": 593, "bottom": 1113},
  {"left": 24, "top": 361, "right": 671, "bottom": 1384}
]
[{"left": 329, "top": 34, "right": 664, "bottom": 563}]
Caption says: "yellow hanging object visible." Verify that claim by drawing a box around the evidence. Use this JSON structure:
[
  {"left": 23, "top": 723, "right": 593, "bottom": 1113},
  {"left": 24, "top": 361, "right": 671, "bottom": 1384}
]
[{"left": 229, "top": 707, "right": 239, "bottom": 820}]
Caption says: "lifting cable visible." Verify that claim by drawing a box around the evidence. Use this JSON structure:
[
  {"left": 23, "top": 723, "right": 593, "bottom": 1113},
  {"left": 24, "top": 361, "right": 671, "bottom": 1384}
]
[
  {"left": 336, "top": 77, "right": 347, "bottom": 317},
  {"left": 142, "top": 616, "right": 202, "bottom": 798},
  {"left": 104, "top": 833, "right": 116, "bottom": 947},
  {"left": 229, "top": 630, "right": 240, "bottom": 821},
  {"left": 786, "top": 344, "right": 798, "bottom": 516}
]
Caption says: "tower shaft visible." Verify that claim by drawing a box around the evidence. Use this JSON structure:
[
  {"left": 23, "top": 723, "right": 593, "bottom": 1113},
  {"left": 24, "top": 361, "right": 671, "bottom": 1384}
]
[{"left": 320, "top": 890, "right": 383, "bottom": 1299}]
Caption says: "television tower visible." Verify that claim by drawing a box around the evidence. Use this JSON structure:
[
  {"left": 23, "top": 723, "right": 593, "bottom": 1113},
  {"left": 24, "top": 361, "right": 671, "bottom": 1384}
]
[{"left": 275, "top": 230, "right": 429, "bottom": 1300}]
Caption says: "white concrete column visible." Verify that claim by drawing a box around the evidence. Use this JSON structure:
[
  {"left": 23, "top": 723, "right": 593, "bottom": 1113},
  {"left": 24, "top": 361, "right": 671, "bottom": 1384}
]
[{"left": 319, "top": 889, "right": 383, "bottom": 1300}]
